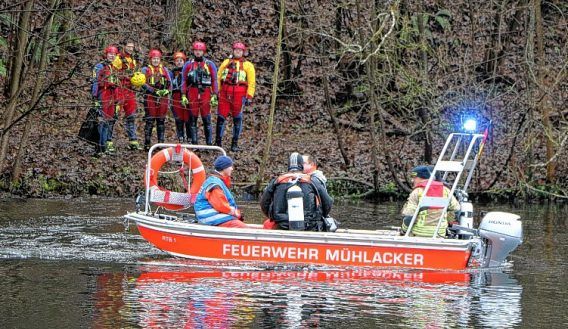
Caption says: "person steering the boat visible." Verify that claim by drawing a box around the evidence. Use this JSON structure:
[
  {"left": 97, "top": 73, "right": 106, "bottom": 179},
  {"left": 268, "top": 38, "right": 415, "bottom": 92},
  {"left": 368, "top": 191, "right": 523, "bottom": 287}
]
[
  {"left": 193, "top": 156, "right": 249, "bottom": 228},
  {"left": 260, "top": 152, "right": 333, "bottom": 231},
  {"left": 400, "top": 165, "right": 460, "bottom": 237}
]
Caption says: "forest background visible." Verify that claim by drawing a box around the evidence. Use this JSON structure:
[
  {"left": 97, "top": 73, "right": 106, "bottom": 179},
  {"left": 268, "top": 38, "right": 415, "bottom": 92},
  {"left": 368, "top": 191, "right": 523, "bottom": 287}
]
[{"left": 0, "top": 0, "right": 566, "bottom": 202}]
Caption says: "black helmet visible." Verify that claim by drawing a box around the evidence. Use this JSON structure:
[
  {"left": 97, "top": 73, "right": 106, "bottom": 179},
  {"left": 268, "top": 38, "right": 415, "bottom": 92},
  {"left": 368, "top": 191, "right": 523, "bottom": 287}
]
[{"left": 288, "top": 152, "right": 304, "bottom": 171}]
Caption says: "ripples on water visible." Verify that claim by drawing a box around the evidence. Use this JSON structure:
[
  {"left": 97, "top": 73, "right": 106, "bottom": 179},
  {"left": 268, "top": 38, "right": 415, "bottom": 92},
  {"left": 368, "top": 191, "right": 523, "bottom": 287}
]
[
  {"left": 0, "top": 215, "right": 156, "bottom": 262},
  {"left": 0, "top": 199, "right": 565, "bottom": 328}
]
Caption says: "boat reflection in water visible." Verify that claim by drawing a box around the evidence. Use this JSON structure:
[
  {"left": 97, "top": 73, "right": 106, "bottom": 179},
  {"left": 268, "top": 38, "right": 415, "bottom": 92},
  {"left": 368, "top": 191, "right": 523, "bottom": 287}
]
[{"left": 93, "top": 260, "right": 522, "bottom": 328}]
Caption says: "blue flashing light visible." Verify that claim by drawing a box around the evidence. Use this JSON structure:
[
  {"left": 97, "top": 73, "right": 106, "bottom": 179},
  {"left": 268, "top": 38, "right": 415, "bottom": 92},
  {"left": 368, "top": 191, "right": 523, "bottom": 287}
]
[{"left": 463, "top": 119, "right": 477, "bottom": 132}]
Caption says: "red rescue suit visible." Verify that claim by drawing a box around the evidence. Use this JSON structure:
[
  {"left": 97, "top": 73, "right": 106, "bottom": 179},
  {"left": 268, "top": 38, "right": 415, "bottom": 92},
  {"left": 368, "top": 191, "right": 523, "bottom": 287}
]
[
  {"left": 218, "top": 58, "right": 253, "bottom": 118},
  {"left": 170, "top": 67, "right": 190, "bottom": 122},
  {"left": 142, "top": 64, "right": 172, "bottom": 146},
  {"left": 142, "top": 64, "right": 171, "bottom": 118},
  {"left": 116, "top": 53, "right": 138, "bottom": 117},
  {"left": 181, "top": 58, "right": 218, "bottom": 118},
  {"left": 97, "top": 64, "right": 119, "bottom": 120}
]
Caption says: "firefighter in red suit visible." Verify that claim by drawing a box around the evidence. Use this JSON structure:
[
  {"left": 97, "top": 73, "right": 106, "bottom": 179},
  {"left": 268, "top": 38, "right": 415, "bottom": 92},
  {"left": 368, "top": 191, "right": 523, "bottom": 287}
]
[
  {"left": 181, "top": 41, "right": 218, "bottom": 145},
  {"left": 141, "top": 49, "right": 172, "bottom": 149},
  {"left": 170, "top": 51, "right": 190, "bottom": 142},
  {"left": 97, "top": 45, "right": 120, "bottom": 153},
  {"left": 216, "top": 42, "right": 256, "bottom": 152},
  {"left": 115, "top": 40, "right": 142, "bottom": 150}
]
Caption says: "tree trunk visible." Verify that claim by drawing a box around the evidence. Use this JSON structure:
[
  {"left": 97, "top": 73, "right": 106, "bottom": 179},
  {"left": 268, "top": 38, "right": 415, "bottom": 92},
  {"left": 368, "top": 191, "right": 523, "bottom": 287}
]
[
  {"left": 534, "top": 0, "right": 555, "bottom": 183},
  {"left": 354, "top": 0, "right": 380, "bottom": 191},
  {"left": 356, "top": 0, "right": 407, "bottom": 193},
  {"left": 322, "top": 63, "right": 351, "bottom": 167},
  {"left": 416, "top": 12, "right": 432, "bottom": 164},
  {"left": 317, "top": 7, "right": 350, "bottom": 167},
  {"left": 255, "top": 0, "right": 286, "bottom": 194},
  {"left": 0, "top": 0, "right": 34, "bottom": 171},
  {"left": 12, "top": 0, "right": 59, "bottom": 182},
  {"left": 166, "top": 0, "right": 193, "bottom": 50}
]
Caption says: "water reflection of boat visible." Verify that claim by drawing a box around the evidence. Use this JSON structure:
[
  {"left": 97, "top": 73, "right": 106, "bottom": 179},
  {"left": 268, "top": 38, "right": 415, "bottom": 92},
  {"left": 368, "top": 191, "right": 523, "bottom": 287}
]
[
  {"left": 121, "top": 260, "right": 522, "bottom": 328},
  {"left": 126, "top": 133, "right": 523, "bottom": 271},
  {"left": 136, "top": 261, "right": 472, "bottom": 285}
]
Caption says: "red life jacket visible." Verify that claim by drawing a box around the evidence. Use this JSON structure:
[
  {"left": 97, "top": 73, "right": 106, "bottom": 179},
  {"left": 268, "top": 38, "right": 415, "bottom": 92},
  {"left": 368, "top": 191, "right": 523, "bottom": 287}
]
[
  {"left": 100, "top": 64, "right": 118, "bottom": 89},
  {"left": 415, "top": 180, "right": 444, "bottom": 209},
  {"left": 146, "top": 64, "right": 167, "bottom": 88},
  {"left": 221, "top": 59, "right": 246, "bottom": 85},
  {"left": 187, "top": 60, "right": 211, "bottom": 73},
  {"left": 276, "top": 173, "right": 320, "bottom": 207},
  {"left": 276, "top": 172, "right": 311, "bottom": 184}
]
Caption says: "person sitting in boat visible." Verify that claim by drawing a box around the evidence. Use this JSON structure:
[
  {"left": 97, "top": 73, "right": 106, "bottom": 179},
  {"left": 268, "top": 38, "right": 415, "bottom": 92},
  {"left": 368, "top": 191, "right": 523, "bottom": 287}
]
[
  {"left": 260, "top": 152, "right": 333, "bottom": 231},
  {"left": 400, "top": 165, "right": 460, "bottom": 237},
  {"left": 193, "top": 156, "right": 249, "bottom": 228},
  {"left": 302, "top": 154, "right": 327, "bottom": 187}
]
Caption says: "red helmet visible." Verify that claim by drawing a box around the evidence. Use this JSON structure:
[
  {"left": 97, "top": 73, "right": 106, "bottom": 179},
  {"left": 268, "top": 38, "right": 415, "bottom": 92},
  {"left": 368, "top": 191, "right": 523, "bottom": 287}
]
[
  {"left": 192, "top": 41, "right": 207, "bottom": 51},
  {"left": 173, "top": 51, "right": 186, "bottom": 60},
  {"left": 232, "top": 42, "right": 246, "bottom": 51},
  {"left": 104, "top": 45, "right": 119, "bottom": 55},
  {"left": 148, "top": 49, "right": 162, "bottom": 58}
]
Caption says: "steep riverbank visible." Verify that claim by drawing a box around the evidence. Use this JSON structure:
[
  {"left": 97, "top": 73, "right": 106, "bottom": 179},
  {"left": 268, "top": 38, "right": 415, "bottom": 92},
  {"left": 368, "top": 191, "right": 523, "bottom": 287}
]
[{"left": 0, "top": 0, "right": 566, "bottom": 201}]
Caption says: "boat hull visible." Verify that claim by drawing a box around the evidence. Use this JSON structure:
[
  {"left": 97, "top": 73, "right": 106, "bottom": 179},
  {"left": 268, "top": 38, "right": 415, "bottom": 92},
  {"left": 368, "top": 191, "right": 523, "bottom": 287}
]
[{"left": 128, "top": 213, "right": 474, "bottom": 270}]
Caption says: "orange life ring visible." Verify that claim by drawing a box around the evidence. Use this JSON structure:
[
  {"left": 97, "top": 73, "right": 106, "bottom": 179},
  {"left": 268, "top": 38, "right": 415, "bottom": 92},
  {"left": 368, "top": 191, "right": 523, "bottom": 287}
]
[{"left": 144, "top": 147, "right": 206, "bottom": 210}]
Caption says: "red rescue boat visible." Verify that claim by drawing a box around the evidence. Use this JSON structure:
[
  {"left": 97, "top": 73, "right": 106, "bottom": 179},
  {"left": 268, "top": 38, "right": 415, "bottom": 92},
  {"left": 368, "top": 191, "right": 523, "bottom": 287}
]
[
  {"left": 126, "top": 136, "right": 523, "bottom": 271},
  {"left": 130, "top": 212, "right": 473, "bottom": 270}
]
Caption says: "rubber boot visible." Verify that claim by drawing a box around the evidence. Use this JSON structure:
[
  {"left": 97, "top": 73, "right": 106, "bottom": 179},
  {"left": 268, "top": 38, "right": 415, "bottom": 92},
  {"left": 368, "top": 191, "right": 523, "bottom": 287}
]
[
  {"left": 231, "top": 117, "right": 242, "bottom": 152},
  {"left": 156, "top": 118, "right": 166, "bottom": 143},
  {"left": 215, "top": 116, "right": 226, "bottom": 147},
  {"left": 203, "top": 115, "right": 213, "bottom": 145},
  {"left": 189, "top": 116, "right": 198, "bottom": 144},
  {"left": 105, "top": 141, "right": 116, "bottom": 154},
  {"left": 175, "top": 119, "right": 185, "bottom": 143},
  {"left": 144, "top": 118, "right": 154, "bottom": 150},
  {"left": 129, "top": 140, "right": 142, "bottom": 150}
]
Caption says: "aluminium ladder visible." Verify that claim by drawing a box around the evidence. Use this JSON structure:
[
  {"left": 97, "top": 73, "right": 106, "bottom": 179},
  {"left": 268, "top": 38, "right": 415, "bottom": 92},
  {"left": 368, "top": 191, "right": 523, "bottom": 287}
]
[{"left": 404, "top": 133, "right": 486, "bottom": 238}]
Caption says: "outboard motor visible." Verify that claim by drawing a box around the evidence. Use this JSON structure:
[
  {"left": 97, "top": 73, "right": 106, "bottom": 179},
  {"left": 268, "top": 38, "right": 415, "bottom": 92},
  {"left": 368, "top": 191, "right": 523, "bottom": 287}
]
[
  {"left": 478, "top": 212, "right": 523, "bottom": 267},
  {"left": 287, "top": 184, "right": 305, "bottom": 230}
]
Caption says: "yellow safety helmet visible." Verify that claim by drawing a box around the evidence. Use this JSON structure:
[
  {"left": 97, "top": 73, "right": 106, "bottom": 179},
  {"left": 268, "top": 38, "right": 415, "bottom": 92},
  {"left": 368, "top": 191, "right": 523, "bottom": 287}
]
[{"left": 130, "top": 71, "right": 146, "bottom": 88}]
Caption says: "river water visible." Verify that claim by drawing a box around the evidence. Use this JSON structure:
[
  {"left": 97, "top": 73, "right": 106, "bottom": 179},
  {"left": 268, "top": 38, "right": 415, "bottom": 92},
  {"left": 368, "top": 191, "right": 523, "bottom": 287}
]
[{"left": 0, "top": 198, "right": 566, "bottom": 328}]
